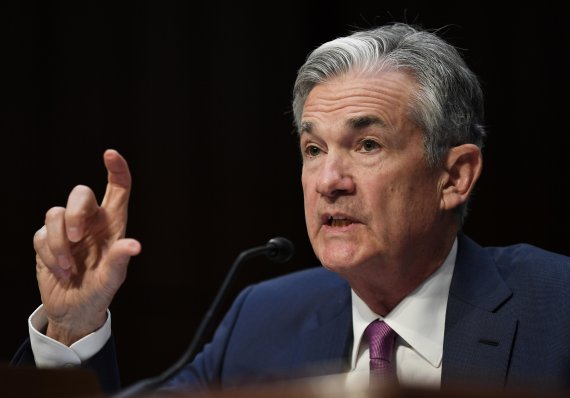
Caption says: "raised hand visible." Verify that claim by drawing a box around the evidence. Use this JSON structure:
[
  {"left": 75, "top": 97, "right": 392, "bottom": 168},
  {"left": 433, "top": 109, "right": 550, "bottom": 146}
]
[{"left": 33, "top": 149, "right": 141, "bottom": 345}]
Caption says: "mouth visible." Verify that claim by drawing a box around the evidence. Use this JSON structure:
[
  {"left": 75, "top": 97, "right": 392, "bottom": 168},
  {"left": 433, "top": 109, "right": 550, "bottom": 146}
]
[{"left": 324, "top": 215, "right": 355, "bottom": 228}]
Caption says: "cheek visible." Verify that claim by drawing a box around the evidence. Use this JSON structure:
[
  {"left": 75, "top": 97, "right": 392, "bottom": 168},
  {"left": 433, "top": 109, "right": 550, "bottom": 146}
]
[
  {"left": 395, "top": 176, "right": 441, "bottom": 226},
  {"left": 303, "top": 198, "right": 318, "bottom": 230},
  {"left": 301, "top": 168, "right": 310, "bottom": 194},
  {"left": 372, "top": 175, "right": 432, "bottom": 222},
  {"left": 301, "top": 173, "right": 317, "bottom": 231}
]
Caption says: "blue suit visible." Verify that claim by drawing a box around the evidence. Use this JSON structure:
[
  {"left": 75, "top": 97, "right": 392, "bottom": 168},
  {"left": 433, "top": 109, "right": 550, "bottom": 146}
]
[{"left": 12, "top": 235, "right": 570, "bottom": 393}]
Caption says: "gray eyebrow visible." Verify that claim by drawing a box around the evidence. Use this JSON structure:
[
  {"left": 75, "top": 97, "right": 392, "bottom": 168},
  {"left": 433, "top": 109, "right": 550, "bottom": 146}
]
[{"left": 300, "top": 121, "right": 313, "bottom": 134}]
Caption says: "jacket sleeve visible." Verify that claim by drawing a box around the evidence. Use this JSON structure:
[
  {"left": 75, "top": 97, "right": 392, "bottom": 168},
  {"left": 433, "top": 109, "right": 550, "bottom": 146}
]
[
  {"left": 11, "top": 336, "right": 121, "bottom": 394},
  {"left": 158, "top": 285, "right": 255, "bottom": 393}
]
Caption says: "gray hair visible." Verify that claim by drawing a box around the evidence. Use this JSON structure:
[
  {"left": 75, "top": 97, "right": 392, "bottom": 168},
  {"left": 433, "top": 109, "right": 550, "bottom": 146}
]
[{"left": 292, "top": 23, "right": 486, "bottom": 221}]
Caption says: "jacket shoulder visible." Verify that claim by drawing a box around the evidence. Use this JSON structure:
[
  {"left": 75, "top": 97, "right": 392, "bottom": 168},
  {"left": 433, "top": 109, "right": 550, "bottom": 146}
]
[
  {"left": 243, "top": 267, "right": 350, "bottom": 312},
  {"left": 485, "top": 242, "right": 570, "bottom": 281}
]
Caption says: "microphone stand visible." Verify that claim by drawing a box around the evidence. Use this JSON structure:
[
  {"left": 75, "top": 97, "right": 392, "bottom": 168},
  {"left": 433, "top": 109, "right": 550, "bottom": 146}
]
[{"left": 112, "top": 237, "right": 294, "bottom": 398}]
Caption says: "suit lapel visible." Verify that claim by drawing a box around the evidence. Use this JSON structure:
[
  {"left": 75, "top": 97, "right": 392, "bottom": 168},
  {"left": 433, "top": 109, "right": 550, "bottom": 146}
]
[
  {"left": 442, "top": 234, "right": 517, "bottom": 387},
  {"left": 291, "top": 281, "right": 353, "bottom": 377}
]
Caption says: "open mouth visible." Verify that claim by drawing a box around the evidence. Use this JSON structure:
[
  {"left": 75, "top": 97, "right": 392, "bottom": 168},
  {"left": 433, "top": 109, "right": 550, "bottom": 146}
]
[{"left": 327, "top": 216, "right": 354, "bottom": 227}]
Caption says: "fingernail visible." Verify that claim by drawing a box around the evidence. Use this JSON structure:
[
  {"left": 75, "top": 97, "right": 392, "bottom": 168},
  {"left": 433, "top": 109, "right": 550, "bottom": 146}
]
[
  {"left": 67, "top": 227, "right": 80, "bottom": 242},
  {"left": 58, "top": 255, "right": 71, "bottom": 270}
]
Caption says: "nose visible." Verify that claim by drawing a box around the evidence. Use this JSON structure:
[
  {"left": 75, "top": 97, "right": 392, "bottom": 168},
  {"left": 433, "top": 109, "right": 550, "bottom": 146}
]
[{"left": 315, "top": 153, "right": 355, "bottom": 198}]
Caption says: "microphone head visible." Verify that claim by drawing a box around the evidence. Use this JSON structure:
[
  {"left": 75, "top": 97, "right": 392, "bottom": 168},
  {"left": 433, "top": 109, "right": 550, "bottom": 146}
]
[{"left": 265, "top": 237, "right": 295, "bottom": 263}]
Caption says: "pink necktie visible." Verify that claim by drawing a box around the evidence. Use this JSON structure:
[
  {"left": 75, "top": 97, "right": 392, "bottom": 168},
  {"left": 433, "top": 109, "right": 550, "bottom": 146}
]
[{"left": 364, "top": 320, "right": 397, "bottom": 379}]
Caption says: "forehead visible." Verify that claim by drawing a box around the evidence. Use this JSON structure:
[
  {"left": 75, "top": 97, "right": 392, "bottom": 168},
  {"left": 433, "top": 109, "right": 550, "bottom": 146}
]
[{"left": 300, "top": 70, "right": 417, "bottom": 134}]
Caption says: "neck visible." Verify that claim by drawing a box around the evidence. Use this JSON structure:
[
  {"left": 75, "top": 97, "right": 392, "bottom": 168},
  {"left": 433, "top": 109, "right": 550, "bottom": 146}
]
[{"left": 347, "top": 228, "right": 458, "bottom": 316}]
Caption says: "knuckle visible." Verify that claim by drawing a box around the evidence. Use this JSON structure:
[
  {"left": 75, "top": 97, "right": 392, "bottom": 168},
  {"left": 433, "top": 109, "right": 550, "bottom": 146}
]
[
  {"left": 70, "top": 184, "right": 93, "bottom": 198},
  {"left": 33, "top": 226, "right": 47, "bottom": 248},
  {"left": 45, "top": 206, "right": 65, "bottom": 223}
]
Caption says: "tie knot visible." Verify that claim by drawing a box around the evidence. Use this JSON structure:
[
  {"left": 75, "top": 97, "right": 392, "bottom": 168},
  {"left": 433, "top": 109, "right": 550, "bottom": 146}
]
[{"left": 364, "top": 320, "right": 396, "bottom": 361}]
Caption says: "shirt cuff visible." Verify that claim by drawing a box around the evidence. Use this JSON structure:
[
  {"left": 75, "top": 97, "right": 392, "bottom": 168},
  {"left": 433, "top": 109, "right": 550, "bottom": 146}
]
[{"left": 28, "top": 304, "right": 112, "bottom": 368}]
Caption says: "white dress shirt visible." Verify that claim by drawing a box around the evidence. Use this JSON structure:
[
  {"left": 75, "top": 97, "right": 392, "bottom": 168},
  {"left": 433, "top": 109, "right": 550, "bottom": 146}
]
[
  {"left": 29, "top": 305, "right": 111, "bottom": 367},
  {"left": 29, "top": 238, "right": 457, "bottom": 391},
  {"left": 346, "top": 238, "right": 457, "bottom": 390}
]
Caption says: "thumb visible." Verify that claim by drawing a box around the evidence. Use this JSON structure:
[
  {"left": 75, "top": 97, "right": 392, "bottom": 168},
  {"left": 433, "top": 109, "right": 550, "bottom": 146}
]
[{"left": 100, "top": 238, "right": 141, "bottom": 293}]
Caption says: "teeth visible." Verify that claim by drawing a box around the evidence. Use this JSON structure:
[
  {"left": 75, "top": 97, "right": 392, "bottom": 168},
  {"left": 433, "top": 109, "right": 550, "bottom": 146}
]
[{"left": 327, "top": 216, "right": 353, "bottom": 227}]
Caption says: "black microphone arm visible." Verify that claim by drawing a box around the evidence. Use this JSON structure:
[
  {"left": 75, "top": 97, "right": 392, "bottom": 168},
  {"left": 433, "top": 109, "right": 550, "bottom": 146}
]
[{"left": 112, "top": 237, "right": 295, "bottom": 398}]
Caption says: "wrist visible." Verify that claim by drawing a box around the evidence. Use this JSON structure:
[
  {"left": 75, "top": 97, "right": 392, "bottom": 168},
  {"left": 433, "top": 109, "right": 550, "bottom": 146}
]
[{"left": 46, "top": 312, "right": 107, "bottom": 346}]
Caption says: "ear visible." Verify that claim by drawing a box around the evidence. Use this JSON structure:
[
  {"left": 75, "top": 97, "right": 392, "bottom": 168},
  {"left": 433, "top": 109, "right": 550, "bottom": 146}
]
[{"left": 439, "top": 144, "right": 483, "bottom": 211}]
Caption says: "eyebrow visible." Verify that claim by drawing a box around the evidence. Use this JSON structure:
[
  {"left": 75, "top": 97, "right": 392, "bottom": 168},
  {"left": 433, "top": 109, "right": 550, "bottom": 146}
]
[
  {"left": 300, "top": 115, "right": 386, "bottom": 135},
  {"left": 300, "top": 121, "right": 313, "bottom": 134},
  {"left": 346, "top": 115, "right": 386, "bottom": 129}
]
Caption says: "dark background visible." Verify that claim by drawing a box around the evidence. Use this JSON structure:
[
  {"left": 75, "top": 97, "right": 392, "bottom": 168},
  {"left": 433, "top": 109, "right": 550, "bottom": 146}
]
[{"left": 1, "top": 1, "right": 569, "bottom": 387}]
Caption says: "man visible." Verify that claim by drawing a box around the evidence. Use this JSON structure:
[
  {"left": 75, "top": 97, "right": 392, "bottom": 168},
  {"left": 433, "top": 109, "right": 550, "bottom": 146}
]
[{"left": 13, "top": 23, "right": 570, "bottom": 395}]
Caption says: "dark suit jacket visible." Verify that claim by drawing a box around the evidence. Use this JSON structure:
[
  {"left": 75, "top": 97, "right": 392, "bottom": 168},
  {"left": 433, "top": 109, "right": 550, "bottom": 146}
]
[{"left": 13, "top": 235, "right": 570, "bottom": 394}]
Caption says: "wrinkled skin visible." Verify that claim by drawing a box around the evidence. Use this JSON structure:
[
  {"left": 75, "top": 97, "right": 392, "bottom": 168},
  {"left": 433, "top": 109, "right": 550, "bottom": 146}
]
[{"left": 34, "top": 149, "right": 141, "bottom": 345}]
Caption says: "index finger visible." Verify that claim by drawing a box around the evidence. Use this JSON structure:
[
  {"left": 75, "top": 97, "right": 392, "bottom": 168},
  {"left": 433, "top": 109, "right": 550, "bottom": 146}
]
[{"left": 100, "top": 149, "right": 132, "bottom": 211}]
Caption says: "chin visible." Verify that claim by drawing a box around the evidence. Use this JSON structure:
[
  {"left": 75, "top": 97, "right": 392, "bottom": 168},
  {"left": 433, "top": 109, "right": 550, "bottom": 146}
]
[
  {"left": 316, "top": 248, "right": 362, "bottom": 275},
  {"left": 315, "top": 240, "right": 382, "bottom": 277}
]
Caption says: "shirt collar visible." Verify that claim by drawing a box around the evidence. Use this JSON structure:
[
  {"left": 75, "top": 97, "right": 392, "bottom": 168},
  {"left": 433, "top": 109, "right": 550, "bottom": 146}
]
[{"left": 350, "top": 238, "right": 457, "bottom": 369}]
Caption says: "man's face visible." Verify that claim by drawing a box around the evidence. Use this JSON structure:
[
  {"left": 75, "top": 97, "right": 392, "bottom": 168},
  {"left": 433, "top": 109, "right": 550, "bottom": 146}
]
[{"left": 300, "top": 70, "right": 447, "bottom": 278}]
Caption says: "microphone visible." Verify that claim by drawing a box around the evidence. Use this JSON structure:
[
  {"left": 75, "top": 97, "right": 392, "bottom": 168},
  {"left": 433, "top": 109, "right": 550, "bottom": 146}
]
[{"left": 112, "top": 237, "right": 295, "bottom": 398}]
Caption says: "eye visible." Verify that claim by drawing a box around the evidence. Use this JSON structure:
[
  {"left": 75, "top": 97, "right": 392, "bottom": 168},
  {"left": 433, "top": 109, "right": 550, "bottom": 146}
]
[
  {"left": 305, "top": 145, "right": 322, "bottom": 157},
  {"left": 358, "top": 139, "right": 381, "bottom": 152}
]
